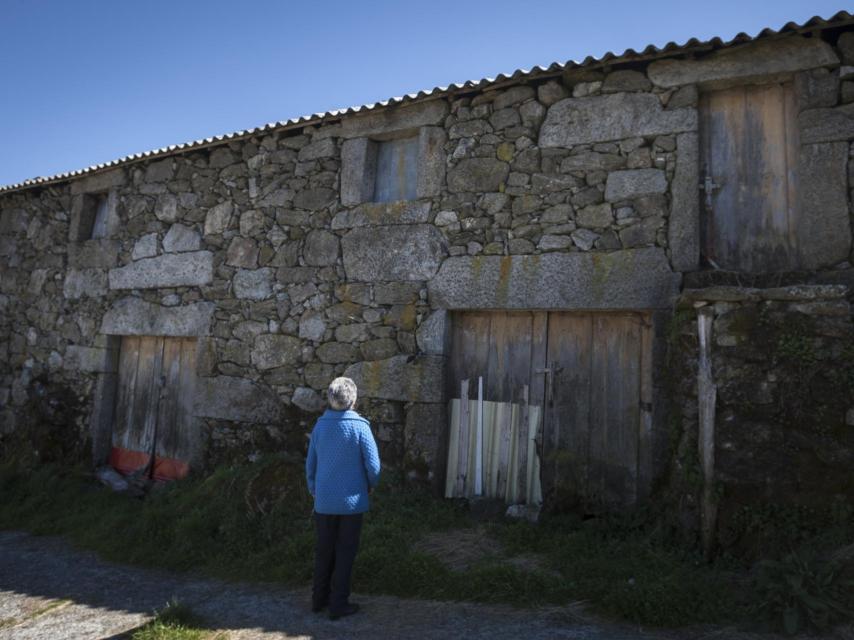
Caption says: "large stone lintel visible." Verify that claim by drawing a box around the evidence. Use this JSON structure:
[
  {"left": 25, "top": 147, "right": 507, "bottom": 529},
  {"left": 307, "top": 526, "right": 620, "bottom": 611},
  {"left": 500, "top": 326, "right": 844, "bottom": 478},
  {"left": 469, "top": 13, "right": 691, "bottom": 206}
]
[
  {"left": 428, "top": 248, "right": 681, "bottom": 310},
  {"left": 331, "top": 201, "right": 431, "bottom": 229},
  {"left": 101, "top": 297, "right": 215, "bottom": 336},
  {"left": 344, "top": 355, "right": 444, "bottom": 403},
  {"left": 341, "top": 99, "right": 449, "bottom": 139},
  {"left": 342, "top": 224, "right": 447, "bottom": 281},
  {"left": 108, "top": 251, "right": 213, "bottom": 289},
  {"left": 194, "top": 376, "right": 283, "bottom": 423},
  {"left": 647, "top": 37, "right": 839, "bottom": 89},
  {"left": 70, "top": 168, "right": 127, "bottom": 195},
  {"left": 680, "top": 284, "right": 849, "bottom": 305},
  {"left": 539, "top": 93, "right": 696, "bottom": 148}
]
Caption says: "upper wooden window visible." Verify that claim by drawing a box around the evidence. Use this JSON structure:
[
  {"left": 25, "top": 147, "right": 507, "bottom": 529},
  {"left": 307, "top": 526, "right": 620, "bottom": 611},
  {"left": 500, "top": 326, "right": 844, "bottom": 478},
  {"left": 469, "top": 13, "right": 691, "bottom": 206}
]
[
  {"left": 71, "top": 192, "right": 110, "bottom": 241},
  {"left": 89, "top": 193, "right": 110, "bottom": 239},
  {"left": 700, "top": 82, "right": 799, "bottom": 272},
  {"left": 373, "top": 136, "right": 418, "bottom": 202}
]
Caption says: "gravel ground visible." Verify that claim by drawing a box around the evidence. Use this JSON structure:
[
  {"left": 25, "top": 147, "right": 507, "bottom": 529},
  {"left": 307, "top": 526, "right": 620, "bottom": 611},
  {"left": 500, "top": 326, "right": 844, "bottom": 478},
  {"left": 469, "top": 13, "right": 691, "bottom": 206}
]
[{"left": 1, "top": 530, "right": 850, "bottom": 640}]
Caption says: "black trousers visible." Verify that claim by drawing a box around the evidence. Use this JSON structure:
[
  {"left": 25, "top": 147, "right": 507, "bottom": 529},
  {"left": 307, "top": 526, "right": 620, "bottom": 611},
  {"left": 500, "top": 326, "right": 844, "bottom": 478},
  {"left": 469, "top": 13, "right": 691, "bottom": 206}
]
[{"left": 312, "top": 512, "right": 363, "bottom": 612}]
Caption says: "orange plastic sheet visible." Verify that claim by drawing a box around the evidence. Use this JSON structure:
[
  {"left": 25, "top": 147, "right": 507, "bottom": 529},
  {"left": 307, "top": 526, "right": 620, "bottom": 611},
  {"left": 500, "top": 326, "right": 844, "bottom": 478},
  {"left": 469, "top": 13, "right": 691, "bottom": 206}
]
[{"left": 109, "top": 446, "right": 190, "bottom": 482}]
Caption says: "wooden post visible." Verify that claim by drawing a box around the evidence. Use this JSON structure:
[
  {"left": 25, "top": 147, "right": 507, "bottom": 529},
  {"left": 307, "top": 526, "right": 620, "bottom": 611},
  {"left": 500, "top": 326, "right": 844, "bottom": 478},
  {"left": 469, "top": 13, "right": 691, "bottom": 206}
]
[
  {"left": 475, "top": 376, "right": 484, "bottom": 496},
  {"left": 517, "top": 385, "right": 530, "bottom": 504},
  {"left": 456, "top": 379, "right": 470, "bottom": 497}
]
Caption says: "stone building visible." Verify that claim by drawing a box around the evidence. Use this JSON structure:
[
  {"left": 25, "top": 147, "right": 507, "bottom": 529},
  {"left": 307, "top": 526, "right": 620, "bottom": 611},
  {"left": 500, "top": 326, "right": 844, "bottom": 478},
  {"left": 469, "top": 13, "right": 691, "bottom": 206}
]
[{"left": 2, "top": 12, "right": 853, "bottom": 540}]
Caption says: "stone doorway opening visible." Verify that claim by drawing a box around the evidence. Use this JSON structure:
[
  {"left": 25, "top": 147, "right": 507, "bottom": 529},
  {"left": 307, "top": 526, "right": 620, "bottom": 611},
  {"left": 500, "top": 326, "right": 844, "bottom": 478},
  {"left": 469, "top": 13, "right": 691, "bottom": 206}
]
[
  {"left": 109, "top": 335, "right": 199, "bottom": 481},
  {"left": 445, "top": 311, "right": 653, "bottom": 512}
]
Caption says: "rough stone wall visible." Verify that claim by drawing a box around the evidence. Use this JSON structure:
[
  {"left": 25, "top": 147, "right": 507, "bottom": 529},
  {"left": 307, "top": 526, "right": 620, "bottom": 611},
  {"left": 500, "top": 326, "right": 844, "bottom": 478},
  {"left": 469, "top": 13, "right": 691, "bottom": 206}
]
[
  {"left": 1, "top": 30, "right": 853, "bottom": 496},
  {"left": 669, "top": 285, "right": 854, "bottom": 539}
]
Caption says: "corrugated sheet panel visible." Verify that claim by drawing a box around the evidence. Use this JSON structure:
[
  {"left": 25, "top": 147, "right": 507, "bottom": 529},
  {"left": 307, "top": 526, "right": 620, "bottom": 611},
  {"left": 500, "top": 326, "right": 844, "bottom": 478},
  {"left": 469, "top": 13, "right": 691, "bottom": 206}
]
[{"left": 1, "top": 10, "right": 851, "bottom": 195}]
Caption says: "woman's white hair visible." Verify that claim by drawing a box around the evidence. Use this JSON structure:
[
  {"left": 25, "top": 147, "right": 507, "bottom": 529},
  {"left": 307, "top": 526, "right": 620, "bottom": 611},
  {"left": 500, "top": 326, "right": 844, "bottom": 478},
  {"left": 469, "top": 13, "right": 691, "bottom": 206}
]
[{"left": 327, "top": 377, "right": 358, "bottom": 411}]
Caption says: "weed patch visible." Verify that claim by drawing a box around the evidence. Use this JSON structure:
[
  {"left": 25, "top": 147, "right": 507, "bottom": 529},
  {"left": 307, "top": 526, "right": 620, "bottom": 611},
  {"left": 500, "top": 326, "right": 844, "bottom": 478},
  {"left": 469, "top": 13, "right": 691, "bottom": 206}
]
[
  {"left": 0, "top": 459, "right": 752, "bottom": 628},
  {"left": 131, "top": 600, "right": 222, "bottom": 640}
]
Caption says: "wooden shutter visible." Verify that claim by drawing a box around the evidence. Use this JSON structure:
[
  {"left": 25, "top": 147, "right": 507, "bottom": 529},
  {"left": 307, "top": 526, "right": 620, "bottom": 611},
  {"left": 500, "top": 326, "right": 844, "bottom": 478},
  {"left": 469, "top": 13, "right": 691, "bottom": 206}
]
[{"left": 700, "top": 83, "right": 799, "bottom": 272}]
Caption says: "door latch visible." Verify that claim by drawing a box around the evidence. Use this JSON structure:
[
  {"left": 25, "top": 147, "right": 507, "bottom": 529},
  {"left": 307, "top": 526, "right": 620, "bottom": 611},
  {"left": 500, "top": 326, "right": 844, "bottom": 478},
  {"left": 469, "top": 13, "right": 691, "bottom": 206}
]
[{"left": 700, "top": 175, "right": 720, "bottom": 210}]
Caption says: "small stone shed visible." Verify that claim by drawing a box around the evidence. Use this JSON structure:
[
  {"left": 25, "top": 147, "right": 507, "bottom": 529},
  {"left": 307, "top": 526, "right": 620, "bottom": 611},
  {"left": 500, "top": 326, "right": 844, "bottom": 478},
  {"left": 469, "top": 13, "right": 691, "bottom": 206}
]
[{"left": 2, "top": 12, "right": 854, "bottom": 537}]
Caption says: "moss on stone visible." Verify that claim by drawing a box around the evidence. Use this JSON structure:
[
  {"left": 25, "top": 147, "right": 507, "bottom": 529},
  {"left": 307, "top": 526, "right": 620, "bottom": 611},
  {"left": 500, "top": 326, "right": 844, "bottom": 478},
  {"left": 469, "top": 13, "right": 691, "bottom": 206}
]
[{"left": 496, "top": 142, "right": 515, "bottom": 162}]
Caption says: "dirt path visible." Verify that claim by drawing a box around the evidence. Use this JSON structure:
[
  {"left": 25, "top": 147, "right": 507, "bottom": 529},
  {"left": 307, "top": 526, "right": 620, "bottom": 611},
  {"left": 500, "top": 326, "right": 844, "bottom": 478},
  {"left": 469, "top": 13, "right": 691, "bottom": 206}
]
[{"left": 0, "top": 530, "right": 841, "bottom": 640}]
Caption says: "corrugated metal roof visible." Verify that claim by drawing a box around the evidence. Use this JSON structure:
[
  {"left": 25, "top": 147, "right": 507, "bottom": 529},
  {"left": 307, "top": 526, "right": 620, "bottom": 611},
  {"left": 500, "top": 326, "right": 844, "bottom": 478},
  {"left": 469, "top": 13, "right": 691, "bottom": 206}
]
[{"left": 2, "top": 10, "right": 852, "bottom": 195}]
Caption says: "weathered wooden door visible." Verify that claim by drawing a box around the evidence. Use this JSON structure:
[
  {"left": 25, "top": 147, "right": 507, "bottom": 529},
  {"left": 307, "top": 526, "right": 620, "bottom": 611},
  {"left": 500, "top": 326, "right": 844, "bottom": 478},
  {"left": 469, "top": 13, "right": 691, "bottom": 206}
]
[
  {"left": 700, "top": 83, "right": 799, "bottom": 272},
  {"left": 447, "top": 312, "right": 546, "bottom": 503},
  {"left": 542, "top": 313, "right": 652, "bottom": 511},
  {"left": 110, "top": 336, "right": 198, "bottom": 481},
  {"left": 447, "top": 311, "right": 652, "bottom": 511}
]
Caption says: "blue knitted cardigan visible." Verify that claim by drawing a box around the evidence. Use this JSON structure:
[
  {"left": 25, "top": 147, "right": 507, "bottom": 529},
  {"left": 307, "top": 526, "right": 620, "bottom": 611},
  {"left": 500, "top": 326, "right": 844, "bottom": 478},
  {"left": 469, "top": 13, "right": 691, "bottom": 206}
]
[{"left": 305, "top": 409, "right": 381, "bottom": 515}]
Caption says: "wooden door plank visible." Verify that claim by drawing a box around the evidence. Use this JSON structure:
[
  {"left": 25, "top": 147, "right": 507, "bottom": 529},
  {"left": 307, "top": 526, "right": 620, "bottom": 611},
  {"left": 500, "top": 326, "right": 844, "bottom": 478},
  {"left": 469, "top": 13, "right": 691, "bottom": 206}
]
[
  {"left": 485, "top": 313, "right": 508, "bottom": 402},
  {"left": 112, "top": 336, "right": 141, "bottom": 450},
  {"left": 481, "top": 399, "right": 497, "bottom": 496},
  {"left": 527, "top": 311, "right": 547, "bottom": 503},
  {"left": 445, "top": 399, "right": 460, "bottom": 498},
  {"left": 136, "top": 336, "right": 165, "bottom": 468},
  {"left": 783, "top": 84, "right": 800, "bottom": 263},
  {"left": 128, "top": 336, "right": 155, "bottom": 453},
  {"left": 704, "top": 87, "right": 745, "bottom": 269},
  {"left": 485, "top": 312, "right": 535, "bottom": 502},
  {"left": 700, "top": 91, "right": 714, "bottom": 263},
  {"left": 748, "top": 83, "right": 792, "bottom": 270},
  {"left": 544, "top": 313, "right": 593, "bottom": 508},
  {"left": 463, "top": 313, "right": 492, "bottom": 396},
  {"left": 484, "top": 312, "right": 534, "bottom": 403},
  {"left": 176, "top": 338, "right": 198, "bottom": 463},
  {"left": 448, "top": 313, "right": 466, "bottom": 399},
  {"left": 702, "top": 83, "right": 798, "bottom": 272},
  {"left": 517, "top": 384, "right": 530, "bottom": 504},
  {"left": 637, "top": 316, "right": 654, "bottom": 502},
  {"left": 456, "top": 379, "right": 470, "bottom": 497},
  {"left": 588, "top": 315, "right": 611, "bottom": 509},
  {"left": 614, "top": 315, "right": 642, "bottom": 507},
  {"left": 155, "top": 338, "right": 183, "bottom": 460}
]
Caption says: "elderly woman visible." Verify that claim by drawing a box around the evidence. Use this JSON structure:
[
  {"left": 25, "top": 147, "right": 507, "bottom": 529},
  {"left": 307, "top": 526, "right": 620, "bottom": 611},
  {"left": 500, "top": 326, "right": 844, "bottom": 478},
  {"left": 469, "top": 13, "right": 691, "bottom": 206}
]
[{"left": 305, "top": 377, "right": 381, "bottom": 620}]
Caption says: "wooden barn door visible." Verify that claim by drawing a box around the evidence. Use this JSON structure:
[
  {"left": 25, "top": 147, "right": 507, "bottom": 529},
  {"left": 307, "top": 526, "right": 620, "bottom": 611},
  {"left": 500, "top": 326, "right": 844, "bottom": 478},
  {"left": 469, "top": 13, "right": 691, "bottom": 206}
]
[
  {"left": 447, "top": 311, "right": 652, "bottom": 511},
  {"left": 110, "top": 336, "right": 198, "bottom": 481},
  {"left": 700, "top": 83, "right": 799, "bottom": 272},
  {"left": 542, "top": 313, "right": 652, "bottom": 511},
  {"left": 447, "top": 311, "right": 546, "bottom": 504}
]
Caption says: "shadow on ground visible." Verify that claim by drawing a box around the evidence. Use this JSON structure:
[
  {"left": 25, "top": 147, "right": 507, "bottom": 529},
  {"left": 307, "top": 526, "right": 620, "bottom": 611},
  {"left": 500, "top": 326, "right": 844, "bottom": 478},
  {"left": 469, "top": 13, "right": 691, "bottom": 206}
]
[{"left": 0, "top": 530, "right": 835, "bottom": 640}]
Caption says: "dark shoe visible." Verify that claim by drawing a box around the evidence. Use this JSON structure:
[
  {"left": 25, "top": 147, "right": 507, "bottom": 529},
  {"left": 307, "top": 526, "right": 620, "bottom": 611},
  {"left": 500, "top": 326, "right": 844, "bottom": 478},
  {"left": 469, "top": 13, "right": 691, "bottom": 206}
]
[
  {"left": 329, "top": 603, "right": 360, "bottom": 620},
  {"left": 311, "top": 600, "right": 328, "bottom": 613}
]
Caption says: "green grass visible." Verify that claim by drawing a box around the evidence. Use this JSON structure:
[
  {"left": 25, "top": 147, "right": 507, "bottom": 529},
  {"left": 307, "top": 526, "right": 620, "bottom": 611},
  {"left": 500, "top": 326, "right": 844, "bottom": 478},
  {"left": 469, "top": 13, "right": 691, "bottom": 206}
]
[
  {"left": 0, "top": 457, "right": 746, "bottom": 628},
  {"left": 130, "top": 600, "right": 221, "bottom": 640}
]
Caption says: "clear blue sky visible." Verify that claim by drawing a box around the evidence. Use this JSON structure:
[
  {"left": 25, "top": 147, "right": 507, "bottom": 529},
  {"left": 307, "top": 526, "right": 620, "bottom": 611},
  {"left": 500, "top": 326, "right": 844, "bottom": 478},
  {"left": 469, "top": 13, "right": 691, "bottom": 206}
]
[{"left": 0, "top": 0, "right": 845, "bottom": 187}]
